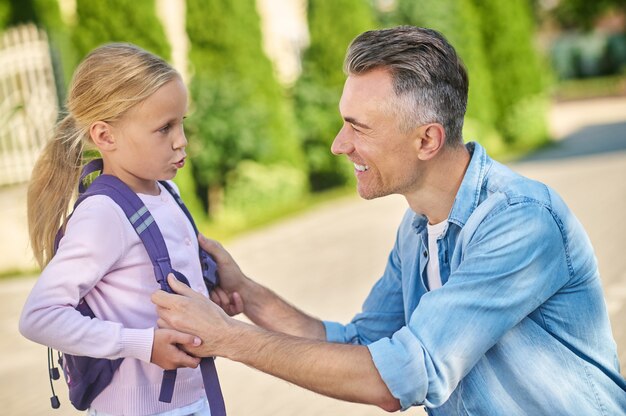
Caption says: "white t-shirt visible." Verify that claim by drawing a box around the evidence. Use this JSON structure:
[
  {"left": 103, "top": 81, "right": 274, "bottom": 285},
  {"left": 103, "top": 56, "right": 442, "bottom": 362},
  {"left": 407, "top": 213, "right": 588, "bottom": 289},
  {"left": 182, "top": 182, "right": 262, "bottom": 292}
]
[{"left": 426, "top": 220, "right": 448, "bottom": 291}]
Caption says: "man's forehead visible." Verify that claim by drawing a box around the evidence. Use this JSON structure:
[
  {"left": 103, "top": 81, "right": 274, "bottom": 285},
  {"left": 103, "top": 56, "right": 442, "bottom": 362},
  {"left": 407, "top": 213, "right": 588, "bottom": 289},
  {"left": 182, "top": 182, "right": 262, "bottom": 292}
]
[{"left": 339, "top": 69, "right": 394, "bottom": 117}]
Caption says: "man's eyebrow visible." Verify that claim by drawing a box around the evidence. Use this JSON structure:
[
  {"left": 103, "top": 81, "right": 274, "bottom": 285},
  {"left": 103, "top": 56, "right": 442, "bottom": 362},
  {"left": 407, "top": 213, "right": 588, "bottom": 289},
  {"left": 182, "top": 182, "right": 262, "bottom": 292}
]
[{"left": 344, "top": 117, "right": 371, "bottom": 130}]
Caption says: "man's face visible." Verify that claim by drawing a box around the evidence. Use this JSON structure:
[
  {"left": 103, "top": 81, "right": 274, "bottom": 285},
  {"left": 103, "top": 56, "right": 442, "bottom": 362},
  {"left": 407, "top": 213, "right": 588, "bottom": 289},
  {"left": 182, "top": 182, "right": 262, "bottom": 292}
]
[{"left": 331, "top": 68, "right": 424, "bottom": 200}]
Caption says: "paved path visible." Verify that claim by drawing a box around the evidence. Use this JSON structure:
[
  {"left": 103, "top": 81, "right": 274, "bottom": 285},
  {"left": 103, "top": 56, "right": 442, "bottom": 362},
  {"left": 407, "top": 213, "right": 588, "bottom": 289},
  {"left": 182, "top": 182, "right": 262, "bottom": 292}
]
[{"left": 1, "top": 96, "right": 625, "bottom": 415}]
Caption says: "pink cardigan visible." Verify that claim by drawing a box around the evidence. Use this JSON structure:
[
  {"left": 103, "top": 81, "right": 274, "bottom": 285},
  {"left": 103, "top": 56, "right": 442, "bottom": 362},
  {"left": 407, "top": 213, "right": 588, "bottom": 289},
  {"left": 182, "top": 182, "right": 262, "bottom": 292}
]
[{"left": 19, "top": 182, "right": 208, "bottom": 415}]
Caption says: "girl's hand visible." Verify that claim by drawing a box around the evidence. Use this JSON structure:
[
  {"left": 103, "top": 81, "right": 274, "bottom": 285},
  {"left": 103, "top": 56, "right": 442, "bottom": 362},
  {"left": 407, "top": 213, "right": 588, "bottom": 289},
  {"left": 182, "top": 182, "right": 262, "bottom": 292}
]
[{"left": 151, "top": 328, "right": 202, "bottom": 370}]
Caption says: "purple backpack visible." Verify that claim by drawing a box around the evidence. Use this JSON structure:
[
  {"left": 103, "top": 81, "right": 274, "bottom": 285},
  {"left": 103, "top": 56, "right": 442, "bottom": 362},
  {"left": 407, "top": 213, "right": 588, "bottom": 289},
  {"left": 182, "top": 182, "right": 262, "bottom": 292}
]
[{"left": 47, "top": 159, "right": 226, "bottom": 415}]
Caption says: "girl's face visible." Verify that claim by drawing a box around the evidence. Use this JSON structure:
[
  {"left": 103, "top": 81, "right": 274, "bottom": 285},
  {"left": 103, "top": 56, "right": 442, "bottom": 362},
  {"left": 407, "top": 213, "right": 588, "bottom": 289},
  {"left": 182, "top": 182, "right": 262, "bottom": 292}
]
[{"left": 103, "top": 77, "right": 188, "bottom": 195}]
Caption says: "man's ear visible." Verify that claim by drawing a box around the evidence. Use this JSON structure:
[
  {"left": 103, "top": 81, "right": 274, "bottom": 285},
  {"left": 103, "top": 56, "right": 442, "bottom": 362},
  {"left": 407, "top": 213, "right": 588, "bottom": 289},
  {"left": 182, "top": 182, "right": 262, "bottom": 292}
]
[
  {"left": 90, "top": 121, "right": 116, "bottom": 151},
  {"left": 416, "top": 123, "right": 445, "bottom": 161}
]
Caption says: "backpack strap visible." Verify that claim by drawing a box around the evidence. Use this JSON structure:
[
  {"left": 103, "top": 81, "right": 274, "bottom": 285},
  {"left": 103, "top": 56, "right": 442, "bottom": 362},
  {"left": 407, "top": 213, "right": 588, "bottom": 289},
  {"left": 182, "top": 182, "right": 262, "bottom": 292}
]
[
  {"left": 158, "top": 182, "right": 225, "bottom": 416},
  {"left": 159, "top": 181, "right": 218, "bottom": 290},
  {"left": 78, "top": 175, "right": 174, "bottom": 290}
]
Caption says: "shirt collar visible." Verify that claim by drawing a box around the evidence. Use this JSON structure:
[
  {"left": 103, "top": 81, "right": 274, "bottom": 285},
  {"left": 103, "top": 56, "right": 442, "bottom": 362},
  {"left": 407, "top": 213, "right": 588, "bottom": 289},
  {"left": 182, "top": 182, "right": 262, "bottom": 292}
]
[{"left": 448, "top": 141, "right": 490, "bottom": 228}]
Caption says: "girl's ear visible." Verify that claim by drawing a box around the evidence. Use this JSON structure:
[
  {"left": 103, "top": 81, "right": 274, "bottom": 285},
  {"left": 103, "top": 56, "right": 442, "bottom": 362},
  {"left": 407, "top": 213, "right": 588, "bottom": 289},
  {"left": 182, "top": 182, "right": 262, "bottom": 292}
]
[{"left": 90, "top": 121, "right": 116, "bottom": 151}]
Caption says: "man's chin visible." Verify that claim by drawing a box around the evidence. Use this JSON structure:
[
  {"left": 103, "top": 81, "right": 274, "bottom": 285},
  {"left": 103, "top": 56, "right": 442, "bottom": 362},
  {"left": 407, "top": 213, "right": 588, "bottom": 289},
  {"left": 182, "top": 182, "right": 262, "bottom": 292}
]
[{"left": 356, "top": 185, "right": 387, "bottom": 200}]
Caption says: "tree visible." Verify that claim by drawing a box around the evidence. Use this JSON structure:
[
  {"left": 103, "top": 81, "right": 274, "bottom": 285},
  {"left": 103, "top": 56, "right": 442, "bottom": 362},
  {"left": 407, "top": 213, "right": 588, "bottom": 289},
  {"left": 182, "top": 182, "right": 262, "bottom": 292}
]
[
  {"left": 185, "top": 0, "right": 306, "bottom": 215},
  {"left": 549, "top": 0, "right": 626, "bottom": 31},
  {"left": 293, "top": 0, "right": 377, "bottom": 191},
  {"left": 73, "top": 0, "right": 170, "bottom": 60},
  {"left": 1, "top": 0, "right": 71, "bottom": 103},
  {"left": 474, "top": 0, "right": 549, "bottom": 147}
]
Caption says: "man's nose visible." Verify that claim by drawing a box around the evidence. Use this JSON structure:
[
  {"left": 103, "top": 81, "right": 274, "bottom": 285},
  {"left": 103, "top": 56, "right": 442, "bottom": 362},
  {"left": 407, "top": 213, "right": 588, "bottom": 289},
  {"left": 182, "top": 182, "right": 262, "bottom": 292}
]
[{"left": 331, "top": 125, "right": 352, "bottom": 155}]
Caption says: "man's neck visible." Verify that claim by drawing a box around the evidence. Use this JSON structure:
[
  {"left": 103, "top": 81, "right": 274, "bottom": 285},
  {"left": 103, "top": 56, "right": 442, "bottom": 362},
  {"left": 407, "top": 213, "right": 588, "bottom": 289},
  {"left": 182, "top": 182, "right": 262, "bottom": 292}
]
[{"left": 405, "top": 144, "right": 471, "bottom": 223}]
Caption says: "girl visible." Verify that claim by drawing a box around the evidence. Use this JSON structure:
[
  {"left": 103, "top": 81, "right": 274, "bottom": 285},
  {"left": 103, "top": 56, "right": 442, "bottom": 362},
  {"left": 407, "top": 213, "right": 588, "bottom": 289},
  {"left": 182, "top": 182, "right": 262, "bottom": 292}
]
[{"left": 19, "top": 43, "right": 218, "bottom": 415}]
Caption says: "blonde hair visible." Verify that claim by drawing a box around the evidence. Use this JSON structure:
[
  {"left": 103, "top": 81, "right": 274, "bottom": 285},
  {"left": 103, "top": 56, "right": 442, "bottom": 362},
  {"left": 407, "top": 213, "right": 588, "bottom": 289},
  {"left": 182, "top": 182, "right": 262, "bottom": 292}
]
[{"left": 28, "top": 43, "right": 179, "bottom": 267}]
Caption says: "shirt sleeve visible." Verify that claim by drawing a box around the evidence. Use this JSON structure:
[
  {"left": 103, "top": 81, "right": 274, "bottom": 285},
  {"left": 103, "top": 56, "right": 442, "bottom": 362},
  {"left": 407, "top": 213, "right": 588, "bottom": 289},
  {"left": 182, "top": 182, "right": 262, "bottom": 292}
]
[
  {"left": 367, "top": 200, "right": 572, "bottom": 409},
  {"left": 19, "top": 196, "right": 154, "bottom": 362}
]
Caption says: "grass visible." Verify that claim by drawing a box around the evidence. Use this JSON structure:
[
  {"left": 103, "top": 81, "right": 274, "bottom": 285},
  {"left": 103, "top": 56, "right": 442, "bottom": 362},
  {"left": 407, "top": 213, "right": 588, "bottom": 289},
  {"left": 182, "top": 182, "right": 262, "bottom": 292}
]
[
  {"left": 0, "top": 267, "right": 38, "bottom": 280},
  {"left": 552, "top": 73, "right": 626, "bottom": 102},
  {"left": 198, "top": 185, "right": 356, "bottom": 242}
]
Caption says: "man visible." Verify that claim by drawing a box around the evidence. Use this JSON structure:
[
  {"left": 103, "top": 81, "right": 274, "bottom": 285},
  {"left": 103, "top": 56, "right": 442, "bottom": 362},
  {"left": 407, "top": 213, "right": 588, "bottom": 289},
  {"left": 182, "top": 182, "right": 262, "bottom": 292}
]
[{"left": 153, "top": 26, "right": 626, "bottom": 414}]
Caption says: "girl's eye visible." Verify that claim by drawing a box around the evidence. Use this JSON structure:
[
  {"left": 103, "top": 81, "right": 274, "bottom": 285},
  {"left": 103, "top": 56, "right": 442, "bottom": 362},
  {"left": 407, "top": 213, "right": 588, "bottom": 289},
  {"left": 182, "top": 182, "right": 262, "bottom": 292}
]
[{"left": 159, "top": 124, "right": 171, "bottom": 134}]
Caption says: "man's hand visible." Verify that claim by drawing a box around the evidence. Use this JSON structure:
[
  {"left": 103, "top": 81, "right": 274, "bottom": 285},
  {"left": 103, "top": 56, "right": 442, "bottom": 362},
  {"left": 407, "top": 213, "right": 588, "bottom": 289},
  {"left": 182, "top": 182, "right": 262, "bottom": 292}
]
[
  {"left": 151, "top": 276, "right": 399, "bottom": 411},
  {"left": 200, "top": 234, "right": 246, "bottom": 316},
  {"left": 152, "top": 274, "right": 237, "bottom": 358},
  {"left": 150, "top": 328, "right": 202, "bottom": 370},
  {"left": 199, "top": 234, "right": 326, "bottom": 339},
  {"left": 199, "top": 234, "right": 246, "bottom": 293},
  {"left": 210, "top": 286, "right": 244, "bottom": 317}
]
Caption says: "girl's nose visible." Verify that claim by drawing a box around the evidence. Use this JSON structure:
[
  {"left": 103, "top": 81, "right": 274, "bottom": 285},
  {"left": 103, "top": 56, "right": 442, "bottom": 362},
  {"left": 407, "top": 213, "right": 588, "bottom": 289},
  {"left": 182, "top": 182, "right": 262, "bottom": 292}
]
[{"left": 173, "top": 126, "right": 188, "bottom": 149}]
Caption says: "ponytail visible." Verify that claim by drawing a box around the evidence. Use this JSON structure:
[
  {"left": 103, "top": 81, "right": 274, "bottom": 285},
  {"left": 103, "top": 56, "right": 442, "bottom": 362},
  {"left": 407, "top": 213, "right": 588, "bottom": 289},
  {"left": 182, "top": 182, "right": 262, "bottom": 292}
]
[{"left": 28, "top": 115, "right": 85, "bottom": 267}]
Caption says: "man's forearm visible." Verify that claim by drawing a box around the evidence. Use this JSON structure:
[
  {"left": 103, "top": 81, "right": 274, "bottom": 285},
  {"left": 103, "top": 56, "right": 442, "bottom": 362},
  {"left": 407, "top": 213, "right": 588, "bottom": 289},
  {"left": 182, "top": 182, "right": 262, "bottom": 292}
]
[
  {"left": 221, "top": 319, "right": 400, "bottom": 411},
  {"left": 239, "top": 277, "right": 326, "bottom": 340},
  {"left": 153, "top": 275, "right": 401, "bottom": 412}
]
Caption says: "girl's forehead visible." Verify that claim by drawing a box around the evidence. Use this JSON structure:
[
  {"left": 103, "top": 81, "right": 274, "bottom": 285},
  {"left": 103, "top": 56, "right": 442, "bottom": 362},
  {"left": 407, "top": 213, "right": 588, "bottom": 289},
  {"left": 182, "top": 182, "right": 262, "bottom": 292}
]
[{"left": 124, "top": 78, "right": 188, "bottom": 120}]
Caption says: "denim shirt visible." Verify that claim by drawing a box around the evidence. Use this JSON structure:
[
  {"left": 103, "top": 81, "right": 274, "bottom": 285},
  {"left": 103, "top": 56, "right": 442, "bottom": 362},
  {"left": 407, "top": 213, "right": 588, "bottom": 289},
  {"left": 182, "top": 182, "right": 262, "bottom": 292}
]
[{"left": 324, "top": 142, "right": 626, "bottom": 415}]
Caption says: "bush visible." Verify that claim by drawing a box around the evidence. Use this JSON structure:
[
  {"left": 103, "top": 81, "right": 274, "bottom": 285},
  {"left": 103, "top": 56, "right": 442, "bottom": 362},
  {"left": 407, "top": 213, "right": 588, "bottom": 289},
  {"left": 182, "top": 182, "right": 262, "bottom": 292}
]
[
  {"left": 73, "top": 0, "right": 170, "bottom": 61},
  {"left": 218, "top": 161, "right": 309, "bottom": 226},
  {"left": 551, "top": 32, "right": 626, "bottom": 81},
  {"left": 551, "top": 35, "right": 583, "bottom": 80},
  {"left": 186, "top": 0, "right": 305, "bottom": 215},
  {"left": 293, "top": 0, "right": 376, "bottom": 191},
  {"left": 0, "top": 2, "right": 9, "bottom": 29},
  {"left": 607, "top": 33, "right": 626, "bottom": 71},
  {"left": 462, "top": 118, "right": 506, "bottom": 157},
  {"left": 472, "top": 0, "right": 548, "bottom": 147},
  {"left": 502, "top": 94, "right": 550, "bottom": 150}
]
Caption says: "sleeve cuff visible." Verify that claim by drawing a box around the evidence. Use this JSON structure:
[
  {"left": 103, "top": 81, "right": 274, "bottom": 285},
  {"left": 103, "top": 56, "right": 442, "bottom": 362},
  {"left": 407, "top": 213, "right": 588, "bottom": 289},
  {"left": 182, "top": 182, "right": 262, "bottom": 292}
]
[
  {"left": 367, "top": 326, "right": 428, "bottom": 410},
  {"left": 323, "top": 320, "right": 347, "bottom": 343},
  {"left": 120, "top": 327, "right": 155, "bottom": 362}
]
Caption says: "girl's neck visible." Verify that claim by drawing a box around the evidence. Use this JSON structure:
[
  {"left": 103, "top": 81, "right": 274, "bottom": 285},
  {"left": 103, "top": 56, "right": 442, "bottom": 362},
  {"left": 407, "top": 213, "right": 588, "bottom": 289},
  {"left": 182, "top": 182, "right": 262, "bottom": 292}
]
[{"left": 101, "top": 162, "right": 160, "bottom": 196}]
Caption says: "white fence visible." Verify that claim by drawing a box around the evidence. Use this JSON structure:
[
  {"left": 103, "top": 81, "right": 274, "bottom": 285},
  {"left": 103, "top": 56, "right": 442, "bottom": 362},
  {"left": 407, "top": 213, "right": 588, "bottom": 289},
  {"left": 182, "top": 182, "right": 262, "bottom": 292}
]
[{"left": 0, "top": 24, "right": 58, "bottom": 186}]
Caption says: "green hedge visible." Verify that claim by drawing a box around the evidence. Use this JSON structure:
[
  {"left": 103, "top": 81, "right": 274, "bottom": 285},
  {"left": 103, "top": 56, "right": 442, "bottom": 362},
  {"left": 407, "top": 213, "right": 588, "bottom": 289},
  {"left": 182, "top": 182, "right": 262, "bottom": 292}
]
[
  {"left": 218, "top": 161, "right": 308, "bottom": 225},
  {"left": 185, "top": 0, "right": 306, "bottom": 216},
  {"left": 73, "top": 0, "right": 170, "bottom": 61},
  {"left": 552, "top": 33, "right": 626, "bottom": 80},
  {"left": 473, "top": 0, "right": 549, "bottom": 147},
  {"left": 293, "top": 0, "right": 376, "bottom": 191}
]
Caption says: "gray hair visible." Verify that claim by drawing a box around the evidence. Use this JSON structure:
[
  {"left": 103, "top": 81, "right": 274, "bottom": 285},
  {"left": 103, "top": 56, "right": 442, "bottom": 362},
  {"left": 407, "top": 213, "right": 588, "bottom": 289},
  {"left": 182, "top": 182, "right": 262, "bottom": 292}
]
[{"left": 344, "top": 26, "right": 468, "bottom": 146}]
